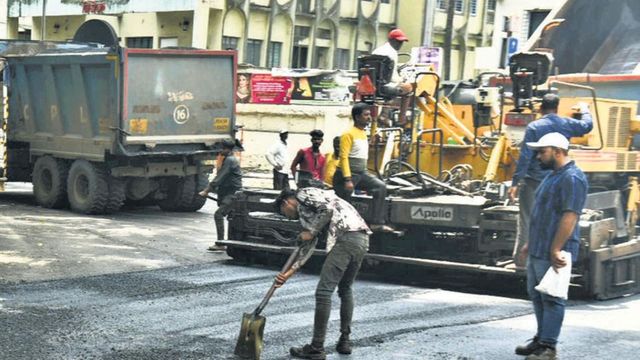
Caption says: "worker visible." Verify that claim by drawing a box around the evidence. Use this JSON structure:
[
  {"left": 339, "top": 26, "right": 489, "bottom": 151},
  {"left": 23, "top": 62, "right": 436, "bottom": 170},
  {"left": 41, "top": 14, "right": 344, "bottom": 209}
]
[
  {"left": 274, "top": 187, "right": 370, "bottom": 359},
  {"left": 515, "top": 132, "right": 588, "bottom": 360},
  {"left": 199, "top": 139, "right": 242, "bottom": 252},
  {"left": 372, "top": 28, "right": 413, "bottom": 96},
  {"left": 333, "top": 102, "right": 393, "bottom": 232},
  {"left": 322, "top": 136, "right": 341, "bottom": 187},
  {"left": 266, "top": 129, "right": 290, "bottom": 190},
  {"left": 508, "top": 94, "right": 592, "bottom": 264},
  {"left": 291, "top": 129, "right": 326, "bottom": 188}
]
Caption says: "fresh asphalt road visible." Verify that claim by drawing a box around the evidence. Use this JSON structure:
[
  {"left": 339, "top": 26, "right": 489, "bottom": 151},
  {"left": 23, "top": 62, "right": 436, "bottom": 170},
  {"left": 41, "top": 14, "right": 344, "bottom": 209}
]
[{"left": 1, "top": 182, "right": 638, "bottom": 360}]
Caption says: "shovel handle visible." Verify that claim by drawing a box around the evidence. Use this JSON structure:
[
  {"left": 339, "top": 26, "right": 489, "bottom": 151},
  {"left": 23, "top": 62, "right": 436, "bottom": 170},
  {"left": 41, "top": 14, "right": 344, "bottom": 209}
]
[{"left": 253, "top": 246, "right": 301, "bottom": 316}]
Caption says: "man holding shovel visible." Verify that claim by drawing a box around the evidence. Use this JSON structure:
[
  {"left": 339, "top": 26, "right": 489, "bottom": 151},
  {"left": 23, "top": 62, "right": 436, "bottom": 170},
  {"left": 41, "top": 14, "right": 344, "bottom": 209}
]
[
  {"left": 275, "top": 187, "right": 371, "bottom": 359},
  {"left": 199, "top": 138, "right": 242, "bottom": 251}
]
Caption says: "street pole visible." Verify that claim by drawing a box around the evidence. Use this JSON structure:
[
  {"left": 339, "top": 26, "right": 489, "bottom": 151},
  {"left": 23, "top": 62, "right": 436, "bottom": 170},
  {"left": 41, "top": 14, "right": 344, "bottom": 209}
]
[{"left": 41, "top": 0, "right": 47, "bottom": 40}]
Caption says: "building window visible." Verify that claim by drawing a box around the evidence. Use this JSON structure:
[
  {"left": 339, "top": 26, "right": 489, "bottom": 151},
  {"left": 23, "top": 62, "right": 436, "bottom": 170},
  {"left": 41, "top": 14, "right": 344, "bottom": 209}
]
[
  {"left": 126, "top": 37, "right": 153, "bottom": 48},
  {"left": 18, "top": 30, "right": 31, "bottom": 40},
  {"left": 294, "top": 26, "right": 311, "bottom": 41},
  {"left": 528, "top": 10, "right": 551, "bottom": 38},
  {"left": 317, "top": 28, "right": 332, "bottom": 40},
  {"left": 292, "top": 46, "right": 308, "bottom": 68},
  {"left": 336, "top": 49, "right": 350, "bottom": 69},
  {"left": 222, "top": 36, "right": 239, "bottom": 50},
  {"left": 455, "top": 0, "right": 464, "bottom": 13},
  {"left": 297, "top": 0, "right": 311, "bottom": 13},
  {"left": 437, "top": 0, "right": 448, "bottom": 11},
  {"left": 313, "top": 47, "right": 329, "bottom": 69},
  {"left": 245, "top": 39, "right": 262, "bottom": 66},
  {"left": 487, "top": 0, "right": 496, "bottom": 24},
  {"left": 267, "top": 41, "right": 282, "bottom": 68},
  {"left": 470, "top": 0, "right": 477, "bottom": 16}
]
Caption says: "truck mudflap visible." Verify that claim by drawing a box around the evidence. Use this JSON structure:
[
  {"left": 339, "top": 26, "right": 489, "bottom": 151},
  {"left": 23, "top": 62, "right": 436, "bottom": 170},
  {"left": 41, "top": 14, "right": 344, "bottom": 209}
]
[{"left": 588, "top": 240, "right": 640, "bottom": 300}]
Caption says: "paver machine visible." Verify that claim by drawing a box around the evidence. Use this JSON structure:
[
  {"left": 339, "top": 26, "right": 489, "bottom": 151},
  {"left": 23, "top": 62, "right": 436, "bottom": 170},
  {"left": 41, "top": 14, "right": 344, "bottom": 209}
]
[
  {"left": 220, "top": 0, "right": 640, "bottom": 299},
  {"left": 220, "top": 49, "right": 640, "bottom": 299}
]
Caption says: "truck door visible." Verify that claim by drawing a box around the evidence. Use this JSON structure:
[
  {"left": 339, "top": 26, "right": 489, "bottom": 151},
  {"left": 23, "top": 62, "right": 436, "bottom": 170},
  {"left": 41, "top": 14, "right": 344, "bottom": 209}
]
[{"left": 121, "top": 49, "right": 236, "bottom": 149}]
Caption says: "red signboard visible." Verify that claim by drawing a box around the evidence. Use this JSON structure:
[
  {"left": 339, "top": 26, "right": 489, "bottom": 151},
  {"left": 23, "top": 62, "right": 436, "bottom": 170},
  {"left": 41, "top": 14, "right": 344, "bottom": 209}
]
[
  {"left": 82, "top": 1, "right": 107, "bottom": 14},
  {"left": 249, "top": 74, "right": 292, "bottom": 105}
]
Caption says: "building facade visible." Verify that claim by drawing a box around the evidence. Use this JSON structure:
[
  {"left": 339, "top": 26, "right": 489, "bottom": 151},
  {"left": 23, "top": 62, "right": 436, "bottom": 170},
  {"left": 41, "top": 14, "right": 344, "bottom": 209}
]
[{"left": 6, "top": 0, "right": 401, "bottom": 70}]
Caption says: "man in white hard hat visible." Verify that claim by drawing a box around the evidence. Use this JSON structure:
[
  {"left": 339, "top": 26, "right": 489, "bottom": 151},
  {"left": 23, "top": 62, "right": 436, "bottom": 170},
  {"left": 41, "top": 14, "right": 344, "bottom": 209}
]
[{"left": 515, "top": 132, "right": 588, "bottom": 360}]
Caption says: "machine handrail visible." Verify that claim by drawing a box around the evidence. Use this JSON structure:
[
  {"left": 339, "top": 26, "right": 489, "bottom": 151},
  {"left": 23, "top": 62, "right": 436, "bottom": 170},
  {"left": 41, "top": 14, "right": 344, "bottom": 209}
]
[
  {"left": 416, "top": 128, "right": 444, "bottom": 182},
  {"left": 549, "top": 80, "right": 604, "bottom": 151}
]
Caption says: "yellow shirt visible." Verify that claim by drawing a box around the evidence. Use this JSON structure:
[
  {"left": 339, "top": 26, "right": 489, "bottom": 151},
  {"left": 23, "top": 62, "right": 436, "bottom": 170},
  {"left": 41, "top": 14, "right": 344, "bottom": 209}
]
[
  {"left": 338, "top": 126, "right": 368, "bottom": 178},
  {"left": 323, "top": 152, "right": 339, "bottom": 186}
]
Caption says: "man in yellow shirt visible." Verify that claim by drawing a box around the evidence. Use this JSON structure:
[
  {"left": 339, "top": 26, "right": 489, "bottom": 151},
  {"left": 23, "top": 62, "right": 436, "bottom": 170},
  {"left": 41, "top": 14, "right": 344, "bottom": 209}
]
[
  {"left": 323, "top": 136, "right": 340, "bottom": 186},
  {"left": 333, "top": 103, "right": 392, "bottom": 232}
]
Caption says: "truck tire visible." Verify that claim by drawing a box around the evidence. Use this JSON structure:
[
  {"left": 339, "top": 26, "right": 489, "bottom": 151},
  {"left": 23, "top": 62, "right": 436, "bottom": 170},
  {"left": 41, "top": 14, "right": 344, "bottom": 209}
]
[
  {"left": 67, "top": 160, "right": 109, "bottom": 214},
  {"left": 32, "top": 156, "right": 69, "bottom": 209},
  {"left": 158, "top": 175, "right": 197, "bottom": 212},
  {"left": 105, "top": 176, "right": 126, "bottom": 213},
  {"left": 183, "top": 171, "right": 210, "bottom": 212}
]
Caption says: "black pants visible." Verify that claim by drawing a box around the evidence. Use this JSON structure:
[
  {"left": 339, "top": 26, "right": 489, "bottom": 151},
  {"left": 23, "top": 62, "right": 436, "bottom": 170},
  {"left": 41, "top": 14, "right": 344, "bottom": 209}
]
[
  {"left": 333, "top": 168, "right": 387, "bottom": 224},
  {"left": 273, "top": 169, "right": 290, "bottom": 190},
  {"left": 214, "top": 194, "right": 234, "bottom": 242}
]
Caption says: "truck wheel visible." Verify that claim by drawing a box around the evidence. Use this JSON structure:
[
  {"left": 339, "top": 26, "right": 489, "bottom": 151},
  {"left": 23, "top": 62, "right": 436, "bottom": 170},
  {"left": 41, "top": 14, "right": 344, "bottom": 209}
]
[
  {"left": 67, "top": 160, "right": 109, "bottom": 214},
  {"left": 158, "top": 175, "right": 197, "bottom": 212},
  {"left": 105, "top": 176, "right": 126, "bottom": 213},
  {"left": 182, "top": 171, "right": 210, "bottom": 212},
  {"left": 32, "top": 156, "right": 69, "bottom": 209}
]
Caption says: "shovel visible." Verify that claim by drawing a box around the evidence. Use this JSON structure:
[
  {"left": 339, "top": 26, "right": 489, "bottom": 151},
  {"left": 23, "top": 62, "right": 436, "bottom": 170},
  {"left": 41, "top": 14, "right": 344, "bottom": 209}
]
[{"left": 234, "top": 236, "right": 318, "bottom": 360}]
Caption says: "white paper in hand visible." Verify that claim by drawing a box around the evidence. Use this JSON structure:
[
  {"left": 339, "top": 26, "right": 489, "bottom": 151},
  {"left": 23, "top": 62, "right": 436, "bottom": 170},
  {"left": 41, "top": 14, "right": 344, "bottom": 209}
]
[{"left": 534, "top": 251, "right": 572, "bottom": 300}]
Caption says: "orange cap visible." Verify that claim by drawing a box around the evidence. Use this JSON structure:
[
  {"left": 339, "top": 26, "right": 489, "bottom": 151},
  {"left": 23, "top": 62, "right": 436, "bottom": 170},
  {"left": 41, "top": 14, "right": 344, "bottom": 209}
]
[{"left": 388, "top": 28, "right": 409, "bottom": 42}]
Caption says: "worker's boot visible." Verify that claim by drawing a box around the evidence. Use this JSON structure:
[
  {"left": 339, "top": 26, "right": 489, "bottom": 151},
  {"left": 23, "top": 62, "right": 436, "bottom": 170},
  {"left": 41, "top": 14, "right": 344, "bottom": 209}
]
[
  {"left": 289, "top": 344, "right": 326, "bottom": 360},
  {"left": 336, "top": 334, "right": 352, "bottom": 355},
  {"left": 525, "top": 345, "right": 556, "bottom": 360},
  {"left": 515, "top": 336, "right": 541, "bottom": 355}
]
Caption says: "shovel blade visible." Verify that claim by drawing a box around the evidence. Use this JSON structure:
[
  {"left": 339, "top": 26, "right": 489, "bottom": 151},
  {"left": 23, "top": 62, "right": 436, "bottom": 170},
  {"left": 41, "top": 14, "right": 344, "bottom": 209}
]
[{"left": 234, "top": 312, "right": 266, "bottom": 360}]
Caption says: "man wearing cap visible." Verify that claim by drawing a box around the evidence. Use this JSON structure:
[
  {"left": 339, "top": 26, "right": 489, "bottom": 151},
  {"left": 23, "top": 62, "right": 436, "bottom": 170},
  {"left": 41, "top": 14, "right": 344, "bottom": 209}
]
[
  {"left": 508, "top": 94, "right": 592, "bottom": 265},
  {"left": 199, "top": 139, "right": 242, "bottom": 252},
  {"left": 291, "top": 129, "right": 326, "bottom": 188},
  {"left": 514, "top": 132, "right": 588, "bottom": 360},
  {"left": 266, "top": 129, "right": 291, "bottom": 190},
  {"left": 373, "top": 28, "right": 409, "bottom": 87}
]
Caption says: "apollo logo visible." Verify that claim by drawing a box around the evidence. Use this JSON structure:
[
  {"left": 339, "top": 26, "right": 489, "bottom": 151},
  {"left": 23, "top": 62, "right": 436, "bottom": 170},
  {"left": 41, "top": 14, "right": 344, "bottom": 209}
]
[{"left": 410, "top": 206, "right": 454, "bottom": 221}]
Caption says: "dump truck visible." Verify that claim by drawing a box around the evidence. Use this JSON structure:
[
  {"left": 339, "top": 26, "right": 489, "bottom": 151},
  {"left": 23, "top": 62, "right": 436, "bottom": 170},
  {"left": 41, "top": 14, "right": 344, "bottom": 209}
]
[
  {"left": 0, "top": 20, "right": 237, "bottom": 214},
  {"left": 217, "top": 1, "right": 640, "bottom": 300}
]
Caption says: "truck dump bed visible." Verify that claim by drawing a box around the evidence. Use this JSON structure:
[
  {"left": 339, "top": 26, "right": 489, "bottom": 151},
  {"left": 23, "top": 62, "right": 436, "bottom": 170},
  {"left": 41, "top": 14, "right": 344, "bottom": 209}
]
[{"left": 3, "top": 43, "right": 235, "bottom": 161}]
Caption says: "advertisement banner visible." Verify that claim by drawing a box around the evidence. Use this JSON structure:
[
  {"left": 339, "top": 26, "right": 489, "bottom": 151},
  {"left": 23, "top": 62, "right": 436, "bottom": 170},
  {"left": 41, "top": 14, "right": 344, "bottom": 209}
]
[
  {"left": 410, "top": 47, "right": 443, "bottom": 77},
  {"left": 247, "top": 74, "right": 292, "bottom": 105},
  {"left": 290, "top": 72, "right": 351, "bottom": 103}
]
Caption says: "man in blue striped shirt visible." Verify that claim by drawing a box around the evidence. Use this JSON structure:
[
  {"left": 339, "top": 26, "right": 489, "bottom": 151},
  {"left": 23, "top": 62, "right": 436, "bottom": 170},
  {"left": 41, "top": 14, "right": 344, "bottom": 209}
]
[
  {"left": 515, "top": 132, "right": 588, "bottom": 360},
  {"left": 508, "top": 94, "right": 592, "bottom": 265}
]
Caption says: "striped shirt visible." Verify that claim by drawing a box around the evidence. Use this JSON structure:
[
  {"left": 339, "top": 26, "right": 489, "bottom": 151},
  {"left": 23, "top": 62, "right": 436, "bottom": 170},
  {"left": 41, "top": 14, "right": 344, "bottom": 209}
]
[{"left": 529, "top": 161, "right": 588, "bottom": 262}]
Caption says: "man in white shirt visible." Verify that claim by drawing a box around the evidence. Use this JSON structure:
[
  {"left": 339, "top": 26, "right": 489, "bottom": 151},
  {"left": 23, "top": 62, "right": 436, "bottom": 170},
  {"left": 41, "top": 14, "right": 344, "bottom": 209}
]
[
  {"left": 372, "top": 28, "right": 412, "bottom": 95},
  {"left": 265, "top": 129, "right": 290, "bottom": 190}
]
